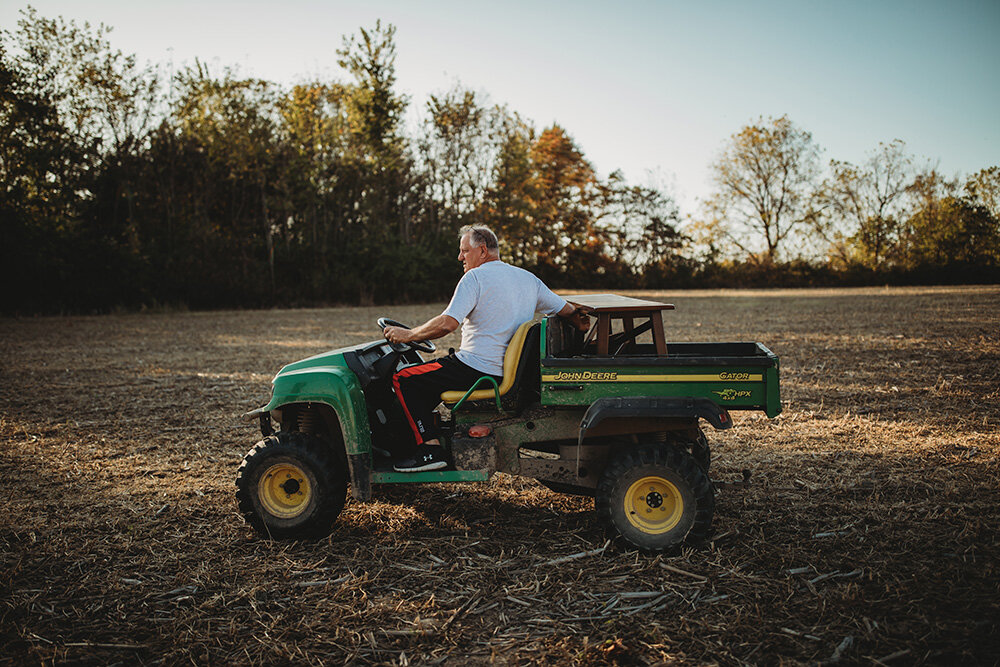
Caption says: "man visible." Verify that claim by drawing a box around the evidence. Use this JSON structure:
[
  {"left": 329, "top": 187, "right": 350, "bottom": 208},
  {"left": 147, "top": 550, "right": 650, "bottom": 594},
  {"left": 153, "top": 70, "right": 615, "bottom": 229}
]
[{"left": 383, "top": 225, "right": 590, "bottom": 472}]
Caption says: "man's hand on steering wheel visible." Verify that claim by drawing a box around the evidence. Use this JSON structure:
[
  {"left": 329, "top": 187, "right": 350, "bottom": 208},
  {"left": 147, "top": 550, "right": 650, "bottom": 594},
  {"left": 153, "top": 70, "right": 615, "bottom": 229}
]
[
  {"left": 377, "top": 317, "right": 436, "bottom": 353},
  {"left": 383, "top": 325, "right": 411, "bottom": 345}
]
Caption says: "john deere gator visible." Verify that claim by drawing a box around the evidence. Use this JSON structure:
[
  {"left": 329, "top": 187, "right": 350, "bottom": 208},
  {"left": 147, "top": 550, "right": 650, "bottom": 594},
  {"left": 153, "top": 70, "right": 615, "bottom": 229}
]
[{"left": 237, "top": 294, "right": 780, "bottom": 552}]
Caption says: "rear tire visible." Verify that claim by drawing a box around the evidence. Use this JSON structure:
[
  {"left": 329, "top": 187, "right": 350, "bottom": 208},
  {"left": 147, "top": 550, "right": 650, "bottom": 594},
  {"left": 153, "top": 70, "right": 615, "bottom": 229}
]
[
  {"left": 236, "top": 431, "right": 347, "bottom": 540},
  {"left": 596, "top": 441, "right": 714, "bottom": 553}
]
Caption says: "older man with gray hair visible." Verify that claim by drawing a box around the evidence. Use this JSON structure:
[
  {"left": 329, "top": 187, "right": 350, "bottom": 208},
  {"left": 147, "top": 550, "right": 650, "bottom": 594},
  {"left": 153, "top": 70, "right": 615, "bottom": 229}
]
[{"left": 383, "top": 225, "right": 590, "bottom": 471}]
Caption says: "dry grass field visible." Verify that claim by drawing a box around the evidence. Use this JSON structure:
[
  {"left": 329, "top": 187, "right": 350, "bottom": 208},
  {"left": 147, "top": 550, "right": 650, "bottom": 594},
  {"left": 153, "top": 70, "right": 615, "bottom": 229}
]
[{"left": 2, "top": 286, "right": 998, "bottom": 666}]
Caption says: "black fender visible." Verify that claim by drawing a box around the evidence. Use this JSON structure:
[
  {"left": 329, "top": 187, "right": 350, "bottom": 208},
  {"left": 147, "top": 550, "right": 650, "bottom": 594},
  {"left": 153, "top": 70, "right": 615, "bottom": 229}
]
[{"left": 579, "top": 396, "right": 731, "bottom": 440}]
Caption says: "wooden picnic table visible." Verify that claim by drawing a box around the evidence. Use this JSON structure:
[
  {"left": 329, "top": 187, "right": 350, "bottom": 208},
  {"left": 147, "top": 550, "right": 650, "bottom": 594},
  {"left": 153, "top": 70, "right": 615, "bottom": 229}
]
[{"left": 567, "top": 294, "right": 675, "bottom": 356}]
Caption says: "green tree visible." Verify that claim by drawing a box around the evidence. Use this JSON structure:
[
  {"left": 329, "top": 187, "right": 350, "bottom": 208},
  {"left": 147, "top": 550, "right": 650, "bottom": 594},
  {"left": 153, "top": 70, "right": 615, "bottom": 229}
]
[
  {"left": 2, "top": 7, "right": 161, "bottom": 310},
  {"left": 277, "top": 81, "right": 351, "bottom": 295},
  {"left": 336, "top": 21, "right": 434, "bottom": 302},
  {"left": 907, "top": 198, "right": 999, "bottom": 268},
  {"left": 337, "top": 20, "right": 406, "bottom": 162},
  {"left": 417, "top": 85, "right": 505, "bottom": 240},
  {"left": 603, "top": 171, "right": 686, "bottom": 284},
  {"left": 10, "top": 7, "right": 159, "bottom": 162},
  {"left": 815, "top": 140, "right": 914, "bottom": 269},
  {"left": 965, "top": 166, "right": 1000, "bottom": 221},
  {"left": 166, "top": 64, "right": 286, "bottom": 300},
  {"left": 527, "top": 124, "right": 603, "bottom": 279},
  {"left": 0, "top": 39, "right": 83, "bottom": 311},
  {"left": 905, "top": 168, "right": 1000, "bottom": 268},
  {"left": 702, "top": 115, "right": 821, "bottom": 264},
  {"left": 479, "top": 111, "right": 538, "bottom": 266}
]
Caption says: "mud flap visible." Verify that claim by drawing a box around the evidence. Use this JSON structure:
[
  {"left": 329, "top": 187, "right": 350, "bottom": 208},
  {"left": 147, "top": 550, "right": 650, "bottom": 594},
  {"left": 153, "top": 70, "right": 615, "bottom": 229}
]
[{"left": 347, "top": 453, "right": 371, "bottom": 501}]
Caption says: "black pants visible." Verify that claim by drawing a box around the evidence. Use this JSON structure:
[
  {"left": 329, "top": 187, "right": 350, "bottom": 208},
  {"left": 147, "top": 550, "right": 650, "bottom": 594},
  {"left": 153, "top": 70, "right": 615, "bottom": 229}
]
[{"left": 392, "top": 354, "right": 499, "bottom": 447}]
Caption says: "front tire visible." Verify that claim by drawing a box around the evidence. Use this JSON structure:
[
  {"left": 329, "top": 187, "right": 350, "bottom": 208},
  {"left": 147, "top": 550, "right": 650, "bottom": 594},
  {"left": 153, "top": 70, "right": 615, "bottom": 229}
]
[
  {"left": 596, "top": 442, "right": 714, "bottom": 552},
  {"left": 236, "top": 431, "right": 347, "bottom": 540}
]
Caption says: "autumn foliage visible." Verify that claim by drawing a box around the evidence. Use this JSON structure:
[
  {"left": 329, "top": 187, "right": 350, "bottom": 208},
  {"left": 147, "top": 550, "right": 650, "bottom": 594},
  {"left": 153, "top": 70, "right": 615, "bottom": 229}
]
[{"left": 1, "top": 10, "right": 997, "bottom": 314}]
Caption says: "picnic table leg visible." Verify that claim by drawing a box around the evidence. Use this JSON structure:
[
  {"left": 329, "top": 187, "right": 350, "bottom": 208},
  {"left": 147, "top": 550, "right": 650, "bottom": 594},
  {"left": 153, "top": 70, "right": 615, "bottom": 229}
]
[
  {"left": 597, "top": 314, "right": 611, "bottom": 356},
  {"left": 651, "top": 313, "right": 666, "bottom": 355}
]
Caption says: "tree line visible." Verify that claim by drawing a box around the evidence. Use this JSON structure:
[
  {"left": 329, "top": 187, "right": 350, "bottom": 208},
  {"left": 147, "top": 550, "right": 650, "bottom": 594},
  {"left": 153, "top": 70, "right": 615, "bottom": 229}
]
[
  {"left": 2, "top": 8, "right": 997, "bottom": 314},
  {"left": 698, "top": 117, "right": 1000, "bottom": 282}
]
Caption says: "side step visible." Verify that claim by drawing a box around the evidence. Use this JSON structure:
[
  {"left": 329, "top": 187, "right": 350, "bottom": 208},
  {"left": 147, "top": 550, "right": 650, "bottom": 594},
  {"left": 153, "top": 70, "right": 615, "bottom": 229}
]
[{"left": 371, "top": 469, "right": 492, "bottom": 484}]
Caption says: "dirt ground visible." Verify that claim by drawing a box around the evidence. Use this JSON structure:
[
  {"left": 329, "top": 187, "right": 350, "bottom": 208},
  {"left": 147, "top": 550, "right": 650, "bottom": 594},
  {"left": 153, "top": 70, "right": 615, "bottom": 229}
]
[{"left": 2, "top": 286, "right": 998, "bottom": 666}]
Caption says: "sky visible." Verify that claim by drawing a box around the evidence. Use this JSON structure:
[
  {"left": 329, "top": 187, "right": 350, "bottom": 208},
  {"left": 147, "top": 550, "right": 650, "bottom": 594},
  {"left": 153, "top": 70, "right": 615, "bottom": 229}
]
[{"left": 3, "top": 0, "right": 998, "bottom": 213}]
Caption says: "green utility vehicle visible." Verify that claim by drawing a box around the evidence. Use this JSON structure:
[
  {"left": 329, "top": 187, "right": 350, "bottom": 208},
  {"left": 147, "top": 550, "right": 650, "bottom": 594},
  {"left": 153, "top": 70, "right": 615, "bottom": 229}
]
[{"left": 237, "top": 294, "right": 780, "bottom": 552}]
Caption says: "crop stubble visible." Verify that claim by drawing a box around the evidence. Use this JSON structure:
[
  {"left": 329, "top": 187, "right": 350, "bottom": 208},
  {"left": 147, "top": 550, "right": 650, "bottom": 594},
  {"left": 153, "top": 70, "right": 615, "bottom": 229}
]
[{"left": 1, "top": 286, "right": 998, "bottom": 665}]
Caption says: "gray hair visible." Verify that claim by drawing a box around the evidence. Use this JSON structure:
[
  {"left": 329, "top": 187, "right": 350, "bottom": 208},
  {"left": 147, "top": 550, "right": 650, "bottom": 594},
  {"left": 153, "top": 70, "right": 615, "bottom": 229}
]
[{"left": 459, "top": 225, "right": 499, "bottom": 254}]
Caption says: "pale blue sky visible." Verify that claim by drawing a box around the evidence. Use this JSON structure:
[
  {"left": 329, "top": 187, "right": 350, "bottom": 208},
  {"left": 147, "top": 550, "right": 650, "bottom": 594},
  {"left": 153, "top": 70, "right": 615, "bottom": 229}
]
[{"left": 4, "top": 0, "right": 998, "bottom": 212}]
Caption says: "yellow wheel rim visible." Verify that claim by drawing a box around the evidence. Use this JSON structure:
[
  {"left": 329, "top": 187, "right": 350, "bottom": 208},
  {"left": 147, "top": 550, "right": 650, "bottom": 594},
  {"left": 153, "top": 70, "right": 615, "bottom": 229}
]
[
  {"left": 258, "top": 463, "right": 311, "bottom": 519},
  {"left": 624, "top": 475, "right": 684, "bottom": 534}
]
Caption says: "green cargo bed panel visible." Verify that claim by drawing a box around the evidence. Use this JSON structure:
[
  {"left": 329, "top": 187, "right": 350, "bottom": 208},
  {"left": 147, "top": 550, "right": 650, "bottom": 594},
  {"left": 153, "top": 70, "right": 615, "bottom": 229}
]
[{"left": 540, "top": 341, "right": 780, "bottom": 417}]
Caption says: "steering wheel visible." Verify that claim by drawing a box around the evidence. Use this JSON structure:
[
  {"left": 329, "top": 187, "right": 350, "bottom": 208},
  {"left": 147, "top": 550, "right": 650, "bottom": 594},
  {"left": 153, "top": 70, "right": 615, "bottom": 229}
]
[{"left": 377, "top": 317, "right": 437, "bottom": 354}]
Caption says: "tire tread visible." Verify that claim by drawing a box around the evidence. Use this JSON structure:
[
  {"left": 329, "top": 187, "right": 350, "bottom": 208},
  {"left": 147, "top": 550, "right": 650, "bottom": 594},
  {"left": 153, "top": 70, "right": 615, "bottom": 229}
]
[
  {"left": 235, "top": 431, "right": 346, "bottom": 540},
  {"left": 596, "top": 440, "right": 714, "bottom": 552}
]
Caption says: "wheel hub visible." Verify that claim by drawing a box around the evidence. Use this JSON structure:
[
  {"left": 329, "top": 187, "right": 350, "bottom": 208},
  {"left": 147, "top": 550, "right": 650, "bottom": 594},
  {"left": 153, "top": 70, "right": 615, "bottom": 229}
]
[
  {"left": 623, "top": 475, "right": 684, "bottom": 535},
  {"left": 258, "top": 463, "right": 311, "bottom": 519}
]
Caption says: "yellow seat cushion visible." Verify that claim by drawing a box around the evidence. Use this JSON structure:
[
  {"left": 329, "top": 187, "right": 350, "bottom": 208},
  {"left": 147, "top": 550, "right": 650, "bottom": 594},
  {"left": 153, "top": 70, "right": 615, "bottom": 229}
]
[{"left": 440, "top": 321, "right": 533, "bottom": 403}]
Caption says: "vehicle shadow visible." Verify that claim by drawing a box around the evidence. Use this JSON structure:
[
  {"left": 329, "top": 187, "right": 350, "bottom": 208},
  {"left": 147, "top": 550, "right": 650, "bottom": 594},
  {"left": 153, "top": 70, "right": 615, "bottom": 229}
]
[{"left": 331, "top": 478, "right": 598, "bottom": 547}]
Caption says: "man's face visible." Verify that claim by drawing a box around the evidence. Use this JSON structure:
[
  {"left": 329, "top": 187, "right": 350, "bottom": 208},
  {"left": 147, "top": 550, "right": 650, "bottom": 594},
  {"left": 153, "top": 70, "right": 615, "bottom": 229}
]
[{"left": 458, "top": 234, "right": 489, "bottom": 272}]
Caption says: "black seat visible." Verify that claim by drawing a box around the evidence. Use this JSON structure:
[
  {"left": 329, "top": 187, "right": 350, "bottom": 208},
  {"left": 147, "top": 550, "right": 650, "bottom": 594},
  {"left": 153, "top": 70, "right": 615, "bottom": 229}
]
[{"left": 545, "top": 315, "right": 584, "bottom": 357}]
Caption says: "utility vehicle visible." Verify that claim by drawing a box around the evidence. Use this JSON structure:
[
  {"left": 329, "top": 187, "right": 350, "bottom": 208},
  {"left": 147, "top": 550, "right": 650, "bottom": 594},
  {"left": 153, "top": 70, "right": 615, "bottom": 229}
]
[{"left": 237, "top": 294, "right": 780, "bottom": 552}]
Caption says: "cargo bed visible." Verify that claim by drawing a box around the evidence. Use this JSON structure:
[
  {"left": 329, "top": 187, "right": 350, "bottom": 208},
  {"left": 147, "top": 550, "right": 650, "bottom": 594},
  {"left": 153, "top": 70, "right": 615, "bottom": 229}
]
[{"left": 541, "top": 319, "right": 781, "bottom": 418}]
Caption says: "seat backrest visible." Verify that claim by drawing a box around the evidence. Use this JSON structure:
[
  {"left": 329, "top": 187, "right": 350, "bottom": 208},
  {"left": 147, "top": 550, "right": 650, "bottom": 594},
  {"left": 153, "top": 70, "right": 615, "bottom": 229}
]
[
  {"left": 507, "top": 323, "right": 541, "bottom": 410},
  {"left": 440, "top": 321, "right": 536, "bottom": 403}
]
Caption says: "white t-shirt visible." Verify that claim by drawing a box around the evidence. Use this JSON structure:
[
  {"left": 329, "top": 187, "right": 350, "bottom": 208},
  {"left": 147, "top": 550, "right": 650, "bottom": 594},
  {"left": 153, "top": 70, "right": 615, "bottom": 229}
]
[{"left": 443, "top": 261, "right": 567, "bottom": 376}]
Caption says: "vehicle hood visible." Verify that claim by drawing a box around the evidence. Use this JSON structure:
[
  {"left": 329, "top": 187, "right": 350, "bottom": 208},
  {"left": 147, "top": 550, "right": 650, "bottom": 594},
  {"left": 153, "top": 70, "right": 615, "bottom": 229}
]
[{"left": 273, "top": 341, "right": 370, "bottom": 379}]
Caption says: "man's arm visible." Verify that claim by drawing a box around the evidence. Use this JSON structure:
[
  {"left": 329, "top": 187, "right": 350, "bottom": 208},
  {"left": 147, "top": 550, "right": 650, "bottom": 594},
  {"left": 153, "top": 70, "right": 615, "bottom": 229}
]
[
  {"left": 556, "top": 302, "right": 591, "bottom": 332},
  {"left": 383, "top": 314, "right": 460, "bottom": 345}
]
